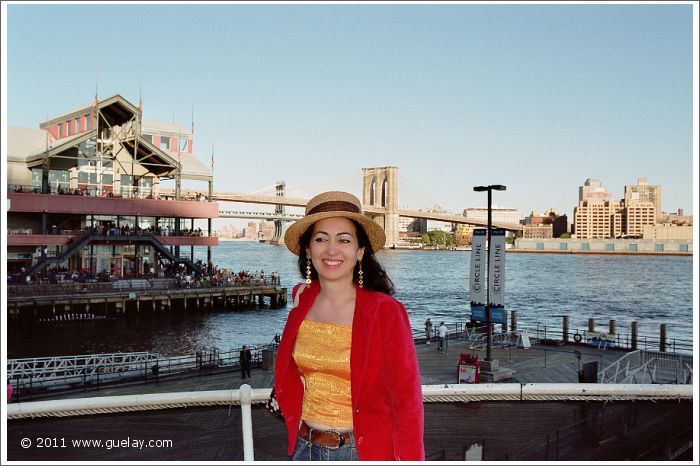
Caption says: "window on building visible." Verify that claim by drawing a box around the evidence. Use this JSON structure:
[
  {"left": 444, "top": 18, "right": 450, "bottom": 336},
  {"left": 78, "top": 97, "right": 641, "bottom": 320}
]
[
  {"left": 65, "top": 121, "right": 70, "bottom": 136},
  {"left": 48, "top": 169, "right": 70, "bottom": 193},
  {"left": 581, "top": 243, "right": 590, "bottom": 251},
  {"left": 655, "top": 244, "right": 664, "bottom": 252},
  {"left": 86, "top": 114, "right": 92, "bottom": 130},
  {"left": 536, "top": 242, "right": 544, "bottom": 250},
  {"left": 31, "top": 168, "right": 42, "bottom": 191},
  {"left": 121, "top": 175, "right": 134, "bottom": 197},
  {"left": 59, "top": 123, "right": 63, "bottom": 138},
  {"left": 76, "top": 117, "right": 81, "bottom": 133},
  {"left": 679, "top": 244, "right": 689, "bottom": 253},
  {"left": 559, "top": 242, "right": 568, "bottom": 250},
  {"left": 160, "top": 136, "right": 170, "bottom": 151},
  {"left": 606, "top": 244, "right": 614, "bottom": 251},
  {"left": 138, "top": 177, "right": 153, "bottom": 198},
  {"left": 628, "top": 244, "right": 638, "bottom": 252},
  {"left": 180, "top": 138, "right": 188, "bottom": 152},
  {"left": 101, "top": 174, "right": 113, "bottom": 196},
  {"left": 142, "top": 134, "right": 153, "bottom": 144}
]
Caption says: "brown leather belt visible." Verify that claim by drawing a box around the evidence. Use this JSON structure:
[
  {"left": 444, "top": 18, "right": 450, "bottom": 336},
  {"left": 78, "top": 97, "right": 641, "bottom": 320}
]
[{"left": 299, "top": 420, "right": 351, "bottom": 449}]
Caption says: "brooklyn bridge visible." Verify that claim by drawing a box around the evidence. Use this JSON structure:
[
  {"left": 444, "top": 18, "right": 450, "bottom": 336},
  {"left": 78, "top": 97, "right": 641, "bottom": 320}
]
[{"left": 163, "top": 166, "right": 522, "bottom": 247}]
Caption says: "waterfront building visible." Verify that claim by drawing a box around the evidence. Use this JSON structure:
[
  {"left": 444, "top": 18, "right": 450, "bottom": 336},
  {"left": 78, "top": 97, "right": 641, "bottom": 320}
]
[
  {"left": 522, "top": 210, "right": 568, "bottom": 238},
  {"left": 573, "top": 178, "right": 670, "bottom": 240},
  {"left": 623, "top": 201, "right": 656, "bottom": 238},
  {"left": 624, "top": 178, "right": 662, "bottom": 221},
  {"left": 463, "top": 207, "right": 523, "bottom": 233},
  {"left": 514, "top": 237, "right": 692, "bottom": 254},
  {"left": 7, "top": 94, "right": 218, "bottom": 279},
  {"left": 642, "top": 224, "right": 693, "bottom": 241},
  {"left": 659, "top": 208, "right": 693, "bottom": 226},
  {"left": 258, "top": 221, "right": 275, "bottom": 240},
  {"left": 244, "top": 222, "right": 258, "bottom": 240},
  {"left": 398, "top": 216, "right": 415, "bottom": 233},
  {"left": 522, "top": 224, "right": 553, "bottom": 239},
  {"left": 573, "top": 199, "right": 624, "bottom": 239},
  {"left": 409, "top": 205, "right": 454, "bottom": 234},
  {"left": 454, "top": 224, "right": 474, "bottom": 245}
]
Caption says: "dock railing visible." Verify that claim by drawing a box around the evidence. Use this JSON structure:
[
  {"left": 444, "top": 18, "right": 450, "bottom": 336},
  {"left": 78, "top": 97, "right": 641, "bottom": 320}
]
[
  {"left": 598, "top": 350, "right": 693, "bottom": 384},
  {"left": 6, "top": 383, "right": 693, "bottom": 461},
  {"left": 7, "top": 346, "right": 273, "bottom": 401}
]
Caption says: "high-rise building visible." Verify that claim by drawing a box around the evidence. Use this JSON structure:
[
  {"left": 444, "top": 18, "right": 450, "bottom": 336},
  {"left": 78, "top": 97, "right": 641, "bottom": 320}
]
[
  {"left": 573, "top": 200, "right": 624, "bottom": 239},
  {"left": 624, "top": 178, "right": 662, "bottom": 221},
  {"left": 579, "top": 178, "right": 612, "bottom": 202},
  {"left": 623, "top": 202, "right": 656, "bottom": 238},
  {"left": 574, "top": 178, "right": 660, "bottom": 239}
]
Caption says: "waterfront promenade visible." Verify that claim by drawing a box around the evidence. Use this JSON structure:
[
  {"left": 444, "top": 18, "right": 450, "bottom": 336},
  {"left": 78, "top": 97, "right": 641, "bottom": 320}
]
[{"left": 7, "top": 338, "right": 693, "bottom": 461}]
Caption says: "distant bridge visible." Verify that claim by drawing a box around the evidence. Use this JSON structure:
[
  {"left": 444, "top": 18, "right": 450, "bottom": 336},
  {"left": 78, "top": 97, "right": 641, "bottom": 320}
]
[
  {"left": 163, "top": 166, "right": 522, "bottom": 247},
  {"left": 170, "top": 191, "right": 521, "bottom": 230}
]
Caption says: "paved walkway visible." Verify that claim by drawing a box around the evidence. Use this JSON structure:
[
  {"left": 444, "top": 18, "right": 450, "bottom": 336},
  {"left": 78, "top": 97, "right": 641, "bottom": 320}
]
[
  {"left": 8, "top": 339, "right": 692, "bottom": 461},
  {"left": 16, "top": 337, "right": 625, "bottom": 402}
]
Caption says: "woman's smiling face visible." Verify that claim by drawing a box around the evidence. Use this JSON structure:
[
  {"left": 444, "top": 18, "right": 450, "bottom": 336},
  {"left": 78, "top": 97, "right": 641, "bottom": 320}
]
[{"left": 307, "top": 217, "right": 365, "bottom": 285}]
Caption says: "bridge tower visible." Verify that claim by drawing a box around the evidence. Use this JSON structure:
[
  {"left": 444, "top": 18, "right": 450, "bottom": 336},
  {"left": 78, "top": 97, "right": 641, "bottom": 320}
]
[
  {"left": 273, "top": 181, "right": 286, "bottom": 242},
  {"left": 362, "top": 166, "right": 399, "bottom": 248}
]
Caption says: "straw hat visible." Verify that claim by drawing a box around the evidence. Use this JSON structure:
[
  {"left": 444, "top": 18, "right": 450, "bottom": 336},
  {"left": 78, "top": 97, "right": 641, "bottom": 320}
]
[{"left": 284, "top": 191, "right": 386, "bottom": 256}]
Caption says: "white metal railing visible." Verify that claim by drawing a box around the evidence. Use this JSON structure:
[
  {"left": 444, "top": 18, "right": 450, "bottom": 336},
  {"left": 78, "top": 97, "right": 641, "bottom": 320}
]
[
  {"left": 464, "top": 328, "right": 528, "bottom": 349},
  {"left": 7, "top": 352, "right": 157, "bottom": 382},
  {"left": 7, "top": 383, "right": 692, "bottom": 461},
  {"left": 598, "top": 350, "right": 693, "bottom": 384}
]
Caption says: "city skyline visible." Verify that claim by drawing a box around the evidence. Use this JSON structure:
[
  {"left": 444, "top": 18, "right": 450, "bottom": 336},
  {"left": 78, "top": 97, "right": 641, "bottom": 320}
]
[{"left": 3, "top": 2, "right": 697, "bottom": 222}]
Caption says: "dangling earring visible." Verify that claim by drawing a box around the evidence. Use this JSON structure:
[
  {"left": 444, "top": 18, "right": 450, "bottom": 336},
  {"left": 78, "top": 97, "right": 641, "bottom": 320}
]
[
  {"left": 357, "top": 261, "right": 364, "bottom": 288},
  {"left": 306, "top": 257, "right": 312, "bottom": 287}
]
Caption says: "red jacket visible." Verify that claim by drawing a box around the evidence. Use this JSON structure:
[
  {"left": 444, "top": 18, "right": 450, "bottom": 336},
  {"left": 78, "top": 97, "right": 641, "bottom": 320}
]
[{"left": 274, "top": 281, "right": 425, "bottom": 460}]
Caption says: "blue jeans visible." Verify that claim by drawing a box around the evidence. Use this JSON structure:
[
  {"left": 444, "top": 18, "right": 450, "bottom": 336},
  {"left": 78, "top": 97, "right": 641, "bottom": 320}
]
[{"left": 292, "top": 433, "right": 358, "bottom": 461}]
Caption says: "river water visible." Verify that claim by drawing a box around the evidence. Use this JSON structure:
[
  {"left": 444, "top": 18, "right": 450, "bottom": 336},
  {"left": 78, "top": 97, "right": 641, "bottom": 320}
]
[{"left": 7, "top": 241, "right": 694, "bottom": 358}]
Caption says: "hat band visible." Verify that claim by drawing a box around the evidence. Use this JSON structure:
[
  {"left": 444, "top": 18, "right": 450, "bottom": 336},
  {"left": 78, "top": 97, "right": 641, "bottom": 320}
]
[{"left": 307, "top": 201, "right": 361, "bottom": 215}]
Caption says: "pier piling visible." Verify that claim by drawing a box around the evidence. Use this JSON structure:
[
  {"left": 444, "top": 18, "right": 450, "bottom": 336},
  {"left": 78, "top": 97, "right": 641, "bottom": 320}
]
[
  {"left": 631, "top": 321, "right": 638, "bottom": 350},
  {"left": 660, "top": 324, "right": 667, "bottom": 353},
  {"left": 562, "top": 316, "right": 569, "bottom": 343}
]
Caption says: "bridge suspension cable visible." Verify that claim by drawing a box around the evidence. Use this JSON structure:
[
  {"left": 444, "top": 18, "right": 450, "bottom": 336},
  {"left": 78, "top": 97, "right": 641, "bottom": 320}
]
[
  {"left": 397, "top": 176, "right": 445, "bottom": 210},
  {"left": 284, "top": 171, "right": 363, "bottom": 198}
]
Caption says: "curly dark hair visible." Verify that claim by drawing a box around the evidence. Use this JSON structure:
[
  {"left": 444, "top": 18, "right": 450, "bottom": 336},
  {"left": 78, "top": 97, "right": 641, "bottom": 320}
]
[{"left": 296, "top": 219, "right": 395, "bottom": 295}]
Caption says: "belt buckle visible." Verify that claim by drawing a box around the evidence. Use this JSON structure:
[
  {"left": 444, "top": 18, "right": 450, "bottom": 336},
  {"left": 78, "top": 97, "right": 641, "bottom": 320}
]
[{"left": 324, "top": 429, "right": 345, "bottom": 450}]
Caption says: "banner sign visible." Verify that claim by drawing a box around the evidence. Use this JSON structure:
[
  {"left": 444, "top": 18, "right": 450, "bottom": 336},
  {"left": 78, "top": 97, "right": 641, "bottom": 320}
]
[
  {"left": 488, "top": 229, "right": 506, "bottom": 325},
  {"left": 469, "top": 229, "right": 486, "bottom": 321}
]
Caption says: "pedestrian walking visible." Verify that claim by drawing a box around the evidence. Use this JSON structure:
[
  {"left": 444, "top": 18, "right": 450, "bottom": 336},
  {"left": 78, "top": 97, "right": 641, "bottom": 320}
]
[
  {"left": 239, "top": 345, "right": 252, "bottom": 379},
  {"left": 438, "top": 321, "right": 448, "bottom": 352},
  {"left": 425, "top": 318, "right": 433, "bottom": 344}
]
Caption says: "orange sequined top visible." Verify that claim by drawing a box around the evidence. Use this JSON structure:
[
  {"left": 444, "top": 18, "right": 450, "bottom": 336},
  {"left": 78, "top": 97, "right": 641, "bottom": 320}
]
[{"left": 292, "top": 319, "right": 353, "bottom": 428}]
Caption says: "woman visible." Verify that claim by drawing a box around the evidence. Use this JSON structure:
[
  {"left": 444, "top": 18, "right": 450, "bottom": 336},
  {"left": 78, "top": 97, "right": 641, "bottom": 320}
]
[{"left": 274, "top": 191, "right": 424, "bottom": 461}]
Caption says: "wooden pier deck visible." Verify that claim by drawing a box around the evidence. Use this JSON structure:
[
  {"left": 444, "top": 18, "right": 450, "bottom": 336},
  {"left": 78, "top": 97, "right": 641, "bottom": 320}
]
[
  {"left": 7, "top": 339, "right": 693, "bottom": 461},
  {"left": 7, "top": 283, "right": 288, "bottom": 319}
]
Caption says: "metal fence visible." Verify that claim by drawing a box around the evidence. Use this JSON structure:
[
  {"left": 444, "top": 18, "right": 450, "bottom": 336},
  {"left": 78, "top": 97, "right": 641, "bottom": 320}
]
[{"left": 7, "top": 345, "right": 277, "bottom": 402}]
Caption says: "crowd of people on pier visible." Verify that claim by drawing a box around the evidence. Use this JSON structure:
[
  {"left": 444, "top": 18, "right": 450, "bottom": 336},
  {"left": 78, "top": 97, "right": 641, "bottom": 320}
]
[
  {"left": 8, "top": 257, "right": 280, "bottom": 291},
  {"left": 173, "top": 264, "right": 280, "bottom": 289}
]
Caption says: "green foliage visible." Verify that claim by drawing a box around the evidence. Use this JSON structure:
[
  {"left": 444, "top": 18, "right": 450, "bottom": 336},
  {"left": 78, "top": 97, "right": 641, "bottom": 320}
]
[{"left": 425, "top": 230, "right": 454, "bottom": 246}]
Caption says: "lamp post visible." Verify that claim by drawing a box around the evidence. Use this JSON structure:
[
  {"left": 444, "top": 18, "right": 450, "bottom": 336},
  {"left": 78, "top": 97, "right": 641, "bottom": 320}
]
[{"left": 473, "top": 184, "right": 506, "bottom": 363}]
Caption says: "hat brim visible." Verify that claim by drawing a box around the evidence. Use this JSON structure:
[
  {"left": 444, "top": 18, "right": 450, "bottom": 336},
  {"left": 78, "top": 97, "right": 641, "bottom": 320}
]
[{"left": 284, "top": 212, "right": 386, "bottom": 256}]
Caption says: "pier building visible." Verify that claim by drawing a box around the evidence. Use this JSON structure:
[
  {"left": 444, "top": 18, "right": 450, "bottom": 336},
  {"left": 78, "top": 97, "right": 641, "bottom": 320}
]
[{"left": 7, "top": 94, "right": 219, "bottom": 280}]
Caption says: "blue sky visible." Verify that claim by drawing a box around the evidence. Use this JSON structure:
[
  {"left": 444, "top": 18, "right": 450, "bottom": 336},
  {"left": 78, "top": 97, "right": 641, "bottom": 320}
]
[{"left": 3, "top": 2, "right": 697, "bottom": 220}]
